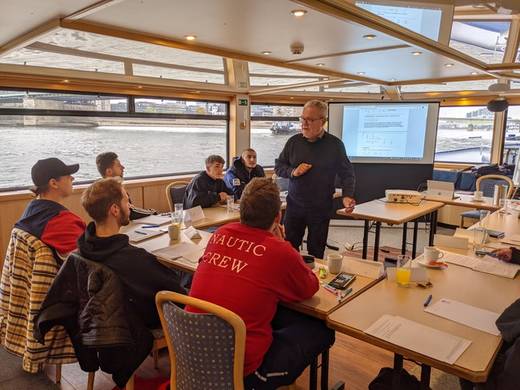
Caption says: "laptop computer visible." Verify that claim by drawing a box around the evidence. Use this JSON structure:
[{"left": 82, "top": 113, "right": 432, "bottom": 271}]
[{"left": 425, "top": 180, "right": 456, "bottom": 199}]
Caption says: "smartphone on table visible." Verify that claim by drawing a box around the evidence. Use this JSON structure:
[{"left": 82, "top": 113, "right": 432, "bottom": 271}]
[{"left": 328, "top": 272, "right": 356, "bottom": 290}]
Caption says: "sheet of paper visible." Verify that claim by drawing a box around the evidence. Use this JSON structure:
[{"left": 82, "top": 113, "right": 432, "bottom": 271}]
[
  {"left": 184, "top": 226, "right": 202, "bottom": 239},
  {"left": 425, "top": 298, "right": 500, "bottom": 336},
  {"left": 134, "top": 215, "right": 171, "bottom": 225},
  {"left": 182, "top": 247, "right": 205, "bottom": 264},
  {"left": 365, "top": 315, "right": 471, "bottom": 364},
  {"left": 501, "top": 234, "right": 520, "bottom": 247},
  {"left": 126, "top": 228, "right": 165, "bottom": 243},
  {"left": 443, "top": 252, "right": 480, "bottom": 269},
  {"left": 153, "top": 242, "right": 199, "bottom": 259},
  {"left": 473, "top": 257, "right": 520, "bottom": 279}
]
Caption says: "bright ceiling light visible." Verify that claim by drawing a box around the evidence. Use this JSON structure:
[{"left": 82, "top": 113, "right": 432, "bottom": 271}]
[
  {"left": 62, "top": 79, "right": 70, "bottom": 83},
  {"left": 261, "top": 51, "right": 271, "bottom": 55},
  {"left": 357, "top": 72, "right": 365, "bottom": 75},
  {"left": 363, "top": 34, "right": 376, "bottom": 40},
  {"left": 316, "top": 63, "right": 325, "bottom": 67},
  {"left": 184, "top": 35, "right": 197, "bottom": 41},
  {"left": 412, "top": 51, "right": 422, "bottom": 56},
  {"left": 291, "top": 9, "right": 308, "bottom": 17},
  {"left": 471, "top": 71, "right": 478, "bottom": 75},
  {"left": 445, "top": 63, "right": 454, "bottom": 68}
]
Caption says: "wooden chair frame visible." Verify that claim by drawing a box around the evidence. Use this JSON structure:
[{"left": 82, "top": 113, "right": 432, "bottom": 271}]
[
  {"left": 165, "top": 180, "right": 190, "bottom": 212},
  {"left": 155, "top": 291, "right": 246, "bottom": 390},
  {"left": 475, "top": 174, "right": 515, "bottom": 198}
]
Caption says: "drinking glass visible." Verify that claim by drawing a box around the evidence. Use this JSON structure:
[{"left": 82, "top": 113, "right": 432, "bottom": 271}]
[
  {"left": 173, "top": 203, "right": 183, "bottom": 223},
  {"left": 226, "top": 197, "right": 234, "bottom": 213},
  {"left": 396, "top": 255, "right": 412, "bottom": 287},
  {"left": 473, "top": 227, "right": 488, "bottom": 253}
]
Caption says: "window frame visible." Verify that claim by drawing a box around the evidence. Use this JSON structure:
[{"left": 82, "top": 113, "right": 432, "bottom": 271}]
[{"left": 0, "top": 87, "right": 230, "bottom": 192}]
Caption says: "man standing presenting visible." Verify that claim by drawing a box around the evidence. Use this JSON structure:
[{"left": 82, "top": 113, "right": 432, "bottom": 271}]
[{"left": 275, "top": 100, "right": 355, "bottom": 259}]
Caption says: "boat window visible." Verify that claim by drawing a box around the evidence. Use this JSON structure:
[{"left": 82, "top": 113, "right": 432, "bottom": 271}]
[
  {"left": 504, "top": 106, "right": 520, "bottom": 165},
  {"left": 435, "top": 106, "right": 495, "bottom": 164},
  {"left": 250, "top": 104, "right": 303, "bottom": 167}
]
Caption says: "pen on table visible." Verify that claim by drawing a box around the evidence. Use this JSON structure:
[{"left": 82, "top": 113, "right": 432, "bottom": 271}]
[
  {"left": 423, "top": 294, "right": 432, "bottom": 307},
  {"left": 135, "top": 230, "right": 147, "bottom": 235},
  {"left": 340, "top": 287, "right": 353, "bottom": 300},
  {"left": 322, "top": 284, "right": 337, "bottom": 296},
  {"left": 142, "top": 224, "right": 160, "bottom": 228}
]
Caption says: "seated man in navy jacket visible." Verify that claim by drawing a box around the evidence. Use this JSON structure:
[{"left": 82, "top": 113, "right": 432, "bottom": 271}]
[
  {"left": 183, "top": 155, "right": 233, "bottom": 209},
  {"left": 224, "top": 148, "right": 265, "bottom": 200}
]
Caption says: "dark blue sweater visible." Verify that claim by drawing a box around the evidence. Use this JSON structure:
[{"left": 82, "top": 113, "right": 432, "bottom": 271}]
[{"left": 274, "top": 132, "right": 355, "bottom": 209}]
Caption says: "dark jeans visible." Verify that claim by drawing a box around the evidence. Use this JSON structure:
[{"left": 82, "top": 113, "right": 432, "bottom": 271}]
[
  {"left": 244, "top": 306, "right": 335, "bottom": 390},
  {"left": 284, "top": 200, "right": 331, "bottom": 259}
]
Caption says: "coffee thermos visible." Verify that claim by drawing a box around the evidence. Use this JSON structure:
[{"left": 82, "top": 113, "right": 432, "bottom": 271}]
[{"left": 493, "top": 184, "right": 508, "bottom": 206}]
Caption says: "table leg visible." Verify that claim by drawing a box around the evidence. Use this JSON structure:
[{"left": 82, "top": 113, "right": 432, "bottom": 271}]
[
  {"left": 429, "top": 211, "right": 438, "bottom": 246},
  {"left": 320, "top": 348, "right": 329, "bottom": 390},
  {"left": 373, "top": 222, "right": 381, "bottom": 261},
  {"left": 392, "top": 354, "right": 403, "bottom": 389},
  {"left": 401, "top": 222, "right": 408, "bottom": 255},
  {"left": 420, "top": 364, "right": 431, "bottom": 390},
  {"left": 310, "top": 357, "right": 318, "bottom": 390},
  {"left": 412, "top": 220, "right": 419, "bottom": 259},
  {"left": 362, "top": 220, "right": 369, "bottom": 259}
]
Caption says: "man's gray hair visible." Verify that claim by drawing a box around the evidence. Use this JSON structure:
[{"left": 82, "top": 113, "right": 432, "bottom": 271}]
[{"left": 304, "top": 100, "right": 328, "bottom": 119}]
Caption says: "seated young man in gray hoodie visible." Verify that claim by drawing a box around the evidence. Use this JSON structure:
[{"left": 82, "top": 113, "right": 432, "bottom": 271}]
[{"left": 79, "top": 178, "right": 186, "bottom": 328}]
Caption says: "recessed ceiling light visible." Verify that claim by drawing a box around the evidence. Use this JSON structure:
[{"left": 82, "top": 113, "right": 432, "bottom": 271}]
[
  {"left": 62, "top": 79, "right": 69, "bottom": 83},
  {"left": 316, "top": 63, "right": 325, "bottom": 67},
  {"left": 472, "top": 4, "right": 487, "bottom": 9},
  {"left": 412, "top": 51, "right": 422, "bottom": 56},
  {"left": 363, "top": 34, "right": 376, "bottom": 40},
  {"left": 357, "top": 72, "right": 365, "bottom": 75},
  {"left": 184, "top": 35, "right": 197, "bottom": 41},
  {"left": 291, "top": 9, "right": 307, "bottom": 17},
  {"left": 261, "top": 51, "right": 271, "bottom": 55},
  {"left": 137, "top": 85, "right": 143, "bottom": 89},
  {"left": 445, "top": 63, "right": 454, "bottom": 68},
  {"left": 471, "top": 71, "right": 478, "bottom": 75}
]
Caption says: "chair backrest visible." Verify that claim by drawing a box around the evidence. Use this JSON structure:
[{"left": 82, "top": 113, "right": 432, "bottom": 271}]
[
  {"left": 476, "top": 174, "right": 515, "bottom": 198},
  {"left": 156, "top": 291, "right": 246, "bottom": 390},
  {"left": 0, "top": 228, "right": 76, "bottom": 373},
  {"left": 165, "top": 181, "right": 190, "bottom": 211}
]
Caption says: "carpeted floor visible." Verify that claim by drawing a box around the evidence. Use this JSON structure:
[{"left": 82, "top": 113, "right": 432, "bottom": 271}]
[{"left": 0, "top": 348, "right": 58, "bottom": 390}]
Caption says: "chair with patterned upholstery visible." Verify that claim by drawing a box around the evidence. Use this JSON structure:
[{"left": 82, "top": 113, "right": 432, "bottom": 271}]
[
  {"left": 156, "top": 290, "right": 246, "bottom": 390},
  {"left": 0, "top": 228, "right": 76, "bottom": 382},
  {"left": 165, "top": 180, "right": 190, "bottom": 212},
  {"left": 460, "top": 174, "right": 515, "bottom": 227}
]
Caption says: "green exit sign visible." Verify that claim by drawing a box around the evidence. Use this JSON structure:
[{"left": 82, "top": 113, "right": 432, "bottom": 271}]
[{"left": 238, "top": 99, "right": 248, "bottom": 106}]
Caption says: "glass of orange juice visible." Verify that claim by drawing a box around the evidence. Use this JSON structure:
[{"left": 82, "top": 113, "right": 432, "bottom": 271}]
[{"left": 396, "top": 255, "right": 412, "bottom": 287}]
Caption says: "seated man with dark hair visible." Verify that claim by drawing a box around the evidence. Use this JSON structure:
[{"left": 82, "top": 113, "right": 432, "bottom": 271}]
[
  {"left": 183, "top": 154, "right": 233, "bottom": 209},
  {"left": 188, "top": 177, "right": 334, "bottom": 389},
  {"left": 79, "top": 178, "right": 186, "bottom": 328},
  {"left": 15, "top": 158, "right": 86, "bottom": 259},
  {"left": 95, "top": 151, "right": 156, "bottom": 220},
  {"left": 224, "top": 148, "right": 265, "bottom": 200}
]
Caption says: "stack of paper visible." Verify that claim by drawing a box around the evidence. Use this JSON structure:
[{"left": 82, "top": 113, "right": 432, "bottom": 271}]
[
  {"left": 153, "top": 242, "right": 199, "bottom": 260},
  {"left": 365, "top": 315, "right": 471, "bottom": 364},
  {"left": 424, "top": 298, "right": 500, "bottom": 336},
  {"left": 135, "top": 215, "right": 171, "bottom": 225},
  {"left": 443, "top": 251, "right": 520, "bottom": 279}
]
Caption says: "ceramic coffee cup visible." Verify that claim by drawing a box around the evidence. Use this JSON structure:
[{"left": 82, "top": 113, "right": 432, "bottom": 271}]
[
  {"left": 423, "top": 246, "right": 444, "bottom": 263},
  {"left": 327, "top": 253, "right": 343, "bottom": 274}
]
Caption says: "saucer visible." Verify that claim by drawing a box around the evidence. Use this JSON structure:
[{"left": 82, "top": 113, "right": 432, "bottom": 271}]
[{"left": 417, "top": 257, "right": 448, "bottom": 269}]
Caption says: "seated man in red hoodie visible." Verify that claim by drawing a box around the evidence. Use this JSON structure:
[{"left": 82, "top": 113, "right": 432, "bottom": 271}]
[
  {"left": 188, "top": 177, "right": 335, "bottom": 389},
  {"left": 15, "top": 158, "right": 86, "bottom": 260}
]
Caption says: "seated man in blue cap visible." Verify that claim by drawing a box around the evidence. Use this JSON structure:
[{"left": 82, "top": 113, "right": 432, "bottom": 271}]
[{"left": 15, "top": 157, "right": 86, "bottom": 259}]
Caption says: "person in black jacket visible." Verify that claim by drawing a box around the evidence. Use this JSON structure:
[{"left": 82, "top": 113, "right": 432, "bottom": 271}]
[
  {"left": 183, "top": 154, "right": 233, "bottom": 209},
  {"left": 224, "top": 148, "right": 265, "bottom": 200},
  {"left": 78, "top": 177, "right": 186, "bottom": 328},
  {"left": 275, "top": 100, "right": 356, "bottom": 259}
]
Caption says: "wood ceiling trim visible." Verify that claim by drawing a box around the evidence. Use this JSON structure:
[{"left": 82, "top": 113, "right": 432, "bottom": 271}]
[
  {"left": 285, "top": 44, "right": 409, "bottom": 63},
  {"left": 64, "top": 0, "right": 126, "bottom": 21},
  {"left": 0, "top": 19, "right": 60, "bottom": 57},
  {"left": 59, "top": 19, "right": 388, "bottom": 86},
  {"left": 249, "top": 77, "right": 349, "bottom": 95}
]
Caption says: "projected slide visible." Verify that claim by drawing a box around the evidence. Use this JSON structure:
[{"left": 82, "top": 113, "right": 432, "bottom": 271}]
[{"left": 342, "top": 104, "right": 429, "bottom": 160}]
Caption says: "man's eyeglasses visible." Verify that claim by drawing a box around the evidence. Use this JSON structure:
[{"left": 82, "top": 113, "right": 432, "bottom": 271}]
[{"left": 299, "top": 117, "right": 324, "bottom": 124}]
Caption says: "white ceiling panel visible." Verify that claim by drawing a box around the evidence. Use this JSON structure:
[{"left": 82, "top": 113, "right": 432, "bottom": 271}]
[
  {"left": 0, "top": 0, "right": 97, "bottom": 46},
  {"left": 295, "top": 46, "right": 481, "bottom": 82},
  {"left": 83, "top": 0, "right": 405, "bottom": 61}
]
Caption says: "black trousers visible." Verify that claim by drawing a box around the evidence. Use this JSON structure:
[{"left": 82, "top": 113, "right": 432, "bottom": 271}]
[
  {"left": 244, "top": 306, "right": 335, "bottom": 390},
  {"left": 284, "top": 199, "right": 331, "bottom": 259}
]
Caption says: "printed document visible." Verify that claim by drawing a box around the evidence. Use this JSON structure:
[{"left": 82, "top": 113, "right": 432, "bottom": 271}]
[
  {"left": 424, "top": 298, "right": 500, "bottom": 336},
  {"left": 134, "top": 215, "right": 171, "bottom": 225},
  {"left": 127, "top": 228, "right": 164, "bottom": 243},
  {"left": 153, "top": 242, "right": 199, "bottom": 259},
  {"left": 365, "top": 315, "right": 471, "bottom": 364},
  {"left": 443, "top": 251, "right": 520, "bottom": 279}
]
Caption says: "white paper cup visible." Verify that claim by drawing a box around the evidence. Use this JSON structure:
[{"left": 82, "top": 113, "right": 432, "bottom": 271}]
[
  {"left": 423, "top": 246, "right": 443, "bottom": 264},
  {"left": 327, "top": 253, "right": 343, "bottom": 274},
  {"left": 473, "top": 191, "right": 483, "bottom": 201},
  {"left": 168, "top": 223, "right": 181, "bottom": 243}
]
